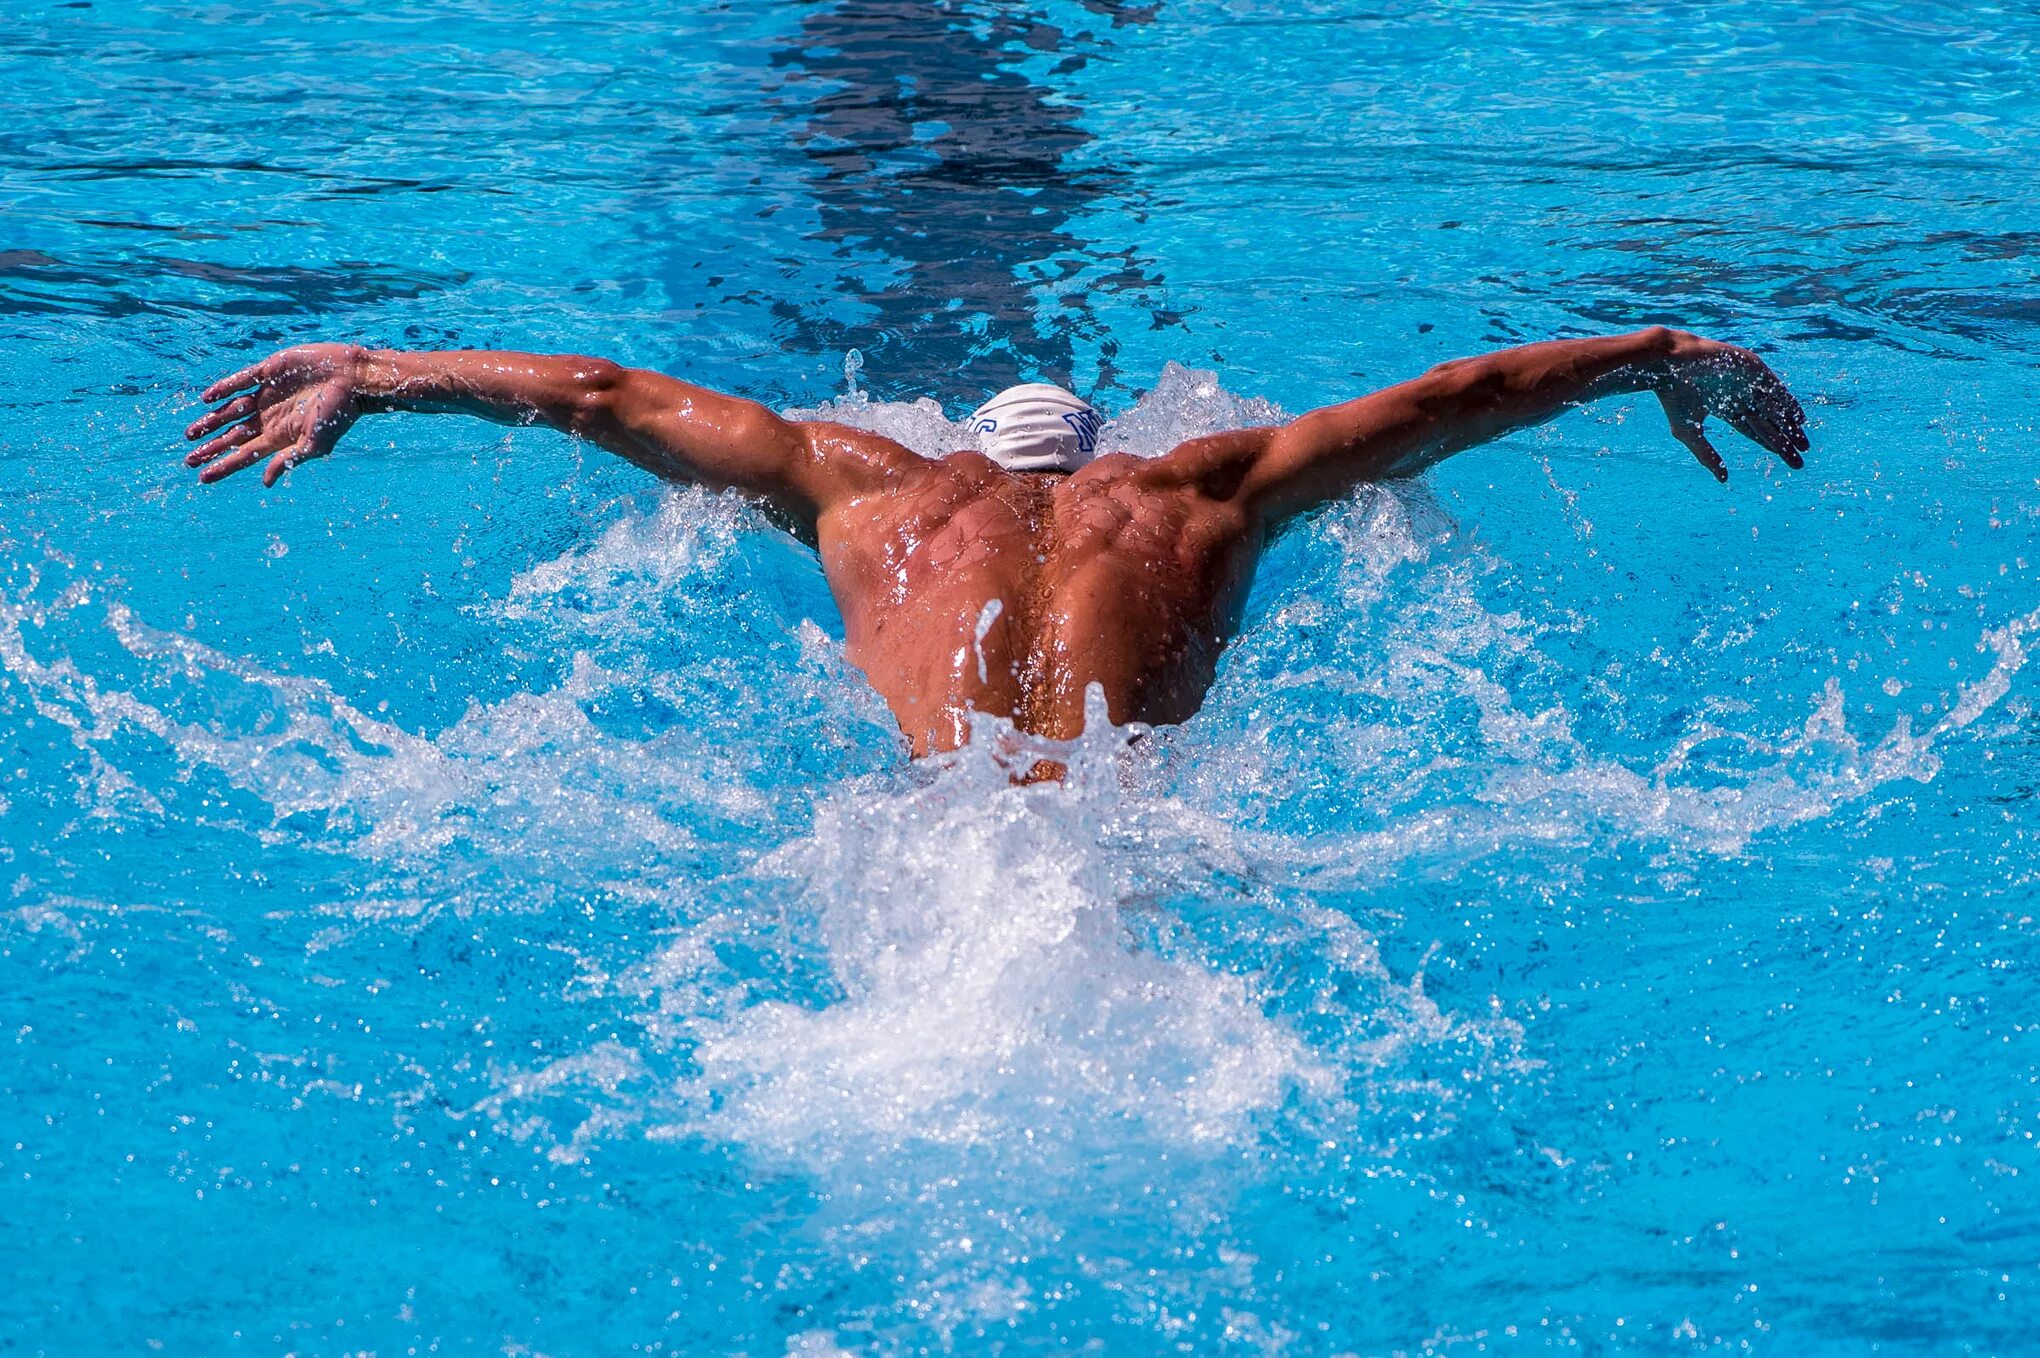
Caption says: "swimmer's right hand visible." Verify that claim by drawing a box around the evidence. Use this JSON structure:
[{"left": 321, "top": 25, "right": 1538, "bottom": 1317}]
[
  {"left": 1649, "top": 331, "right": 1811, "bottom": 484},
  {"left": 185, "top": 343, "right": 371, "bottom": 487}
]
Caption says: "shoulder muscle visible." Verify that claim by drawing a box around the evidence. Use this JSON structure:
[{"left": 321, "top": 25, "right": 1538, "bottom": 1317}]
[{"left": 1147, "top": 428, "right": 1275, "bottom": 503}]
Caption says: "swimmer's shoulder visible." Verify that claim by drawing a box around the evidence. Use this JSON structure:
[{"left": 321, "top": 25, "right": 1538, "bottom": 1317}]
[
  {"left": 793, "top": 420, "right": 946, "bottom": 498},
  {"left": 1061, "top": 434, "right": 1268, "bottom": 504},
  {"left": 856, "top": 449, "right": 1016, "bottom": 513},
  {"left": 1136, "top": 429, "right": 1274, "bottom": 503}
]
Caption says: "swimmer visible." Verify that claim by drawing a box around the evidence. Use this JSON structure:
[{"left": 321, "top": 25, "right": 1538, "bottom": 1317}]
[{"left": 185, "top": 328, "right": 1808, "bottom": 775}]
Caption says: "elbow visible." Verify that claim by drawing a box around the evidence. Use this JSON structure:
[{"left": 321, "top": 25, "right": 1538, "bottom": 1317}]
[
  {"left": 1635, "top": 324, "right": 1697, "bottom": 356},
  {"left": 566, "top": 357, "right": 628, "bottom": 436},
  {"left": 1420, "top": 356, "right": 1508, "bottom": 410}
]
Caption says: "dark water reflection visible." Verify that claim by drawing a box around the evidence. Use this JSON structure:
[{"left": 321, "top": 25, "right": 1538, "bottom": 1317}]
[{"left": 766, "top": 0, "right": 1168, "bottom": 400}]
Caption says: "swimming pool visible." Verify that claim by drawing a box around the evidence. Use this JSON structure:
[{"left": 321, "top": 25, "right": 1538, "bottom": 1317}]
[{"left": 5, "top": 0, "right": 2038, "bottom": 1351}]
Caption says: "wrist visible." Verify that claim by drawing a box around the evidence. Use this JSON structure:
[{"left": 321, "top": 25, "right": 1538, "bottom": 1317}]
[
  {"left": 1624, "top": 326, "right": 1691, "bottom": 389},
  {"left": 354, "top": 348, "right": 408, "bottom": 411}
]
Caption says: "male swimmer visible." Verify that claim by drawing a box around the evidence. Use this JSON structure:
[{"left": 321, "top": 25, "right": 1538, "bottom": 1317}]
[{"left": 185, "top": 329, "right": 1809, "bottom": 774}]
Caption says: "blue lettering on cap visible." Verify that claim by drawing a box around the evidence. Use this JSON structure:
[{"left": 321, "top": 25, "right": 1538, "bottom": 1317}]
[{"left": 1060, "top": 408, "right": 1101, "bottom": 454}]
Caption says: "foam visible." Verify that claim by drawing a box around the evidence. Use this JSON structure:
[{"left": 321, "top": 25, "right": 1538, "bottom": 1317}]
[{"left": 681, "top": 718, "right": 1338, "bottom": 1162}]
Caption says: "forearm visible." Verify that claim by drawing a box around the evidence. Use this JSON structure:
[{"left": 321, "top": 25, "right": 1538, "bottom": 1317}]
[
  {"left": 1407, "top": 328, "right": 1678, "bottom": 454},
  {"left": 1323, "top": 327, "right": 1680, "bottom": 480},
  {"left": 1242, "top": 329, "right": 1684, "bottom": 513},
  {"left": 357, "top": 348, "right": 627, "bottom": 440},
  {"left": 354, "top": 347, "right": 802, "bottom": 491}
]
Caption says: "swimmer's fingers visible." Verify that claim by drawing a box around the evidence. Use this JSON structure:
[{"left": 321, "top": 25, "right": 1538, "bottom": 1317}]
[
  {"left": 1718, "top": 355, "right": 1809, "bottom": 466},
  {"left": 1656, "top": 386, "right": 1728, "bottom": 484},
  {"left": 185, "top": 419, "right": 259, "bottom": 467},
  {"left": 197, "top": 430, "right": 287, "bottom": 484},
  {"left": 186, "top": 393, "right": 258, "bottom": 442},
  {"left": 261, "top": 441, "right": 314, "bottom": 488},
  {"left": 1725, "top": 407, "right": 1805, "bottom": 469},
  {"left": 202, "top": 358, "right": 272, "bottom": 404},
  {"left": 1674, "top": 426, "right": 1729, "bottom": 484},
  {"left": 1715, "top": 395, "right": 1795, "bottom": 463},
  {"left": 1752, "top": 368, "right": 1811, "bottom": 457}
]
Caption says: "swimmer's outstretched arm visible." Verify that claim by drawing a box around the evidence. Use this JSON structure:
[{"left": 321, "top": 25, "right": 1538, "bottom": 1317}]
[
  {"left": 1195, "top": 327, "right": 1809, "bottom": 520},
  {"left": 184, "top": 343, "right": 905, "bottom": 521}
]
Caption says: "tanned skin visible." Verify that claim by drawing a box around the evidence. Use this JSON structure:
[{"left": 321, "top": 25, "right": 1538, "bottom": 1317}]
[{"left": 185, "top": 328, "right": 1809, "bottom": 772}]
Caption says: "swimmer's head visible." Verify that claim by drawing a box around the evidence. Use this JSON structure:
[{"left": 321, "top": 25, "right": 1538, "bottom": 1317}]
[{"left": 969, "top": 383, "right": 1103, "bottom": 473}]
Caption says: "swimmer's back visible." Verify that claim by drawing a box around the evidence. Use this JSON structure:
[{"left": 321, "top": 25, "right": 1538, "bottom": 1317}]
[{"left": 813, "top": 447, "right": 1262, "bottom": 754}]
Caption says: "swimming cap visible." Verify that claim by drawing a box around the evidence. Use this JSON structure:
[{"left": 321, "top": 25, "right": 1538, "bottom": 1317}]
[{"left": 968, "top": 383, "right": 1103, "bottom": 473}]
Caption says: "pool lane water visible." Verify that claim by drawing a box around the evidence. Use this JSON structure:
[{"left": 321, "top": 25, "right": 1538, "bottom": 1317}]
[{"left": 4, "top": 1, "right": 2040, "bottom": 1353}]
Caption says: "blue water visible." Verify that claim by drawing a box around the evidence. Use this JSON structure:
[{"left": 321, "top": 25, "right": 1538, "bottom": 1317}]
[{"left": 5, "top": 1, "right": 2039, "bottom": 1352}]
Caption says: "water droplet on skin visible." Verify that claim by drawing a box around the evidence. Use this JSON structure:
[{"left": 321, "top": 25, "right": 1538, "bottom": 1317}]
[{"left": 973, "top": 598, "right": 1003, "bottom": 684}]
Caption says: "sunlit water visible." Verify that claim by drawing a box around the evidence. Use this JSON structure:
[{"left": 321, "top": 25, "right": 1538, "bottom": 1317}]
[{"left": 5, "top": 2, "right": 2040, "bottom": 1353}]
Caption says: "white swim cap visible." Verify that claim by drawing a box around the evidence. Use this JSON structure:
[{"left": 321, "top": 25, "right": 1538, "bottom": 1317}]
[{"left": 968, "top": 383, "right": 1103, "bottom": 473}]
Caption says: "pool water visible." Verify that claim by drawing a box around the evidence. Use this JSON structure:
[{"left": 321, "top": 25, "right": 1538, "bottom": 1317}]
[{"left": 5, "top": 1, "right": 2040, "bottom": 1352}]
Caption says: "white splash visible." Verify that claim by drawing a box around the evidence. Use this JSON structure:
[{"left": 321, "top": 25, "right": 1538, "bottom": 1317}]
[
  {"left": 780, "top": 358, "right": 1285, "bottom": 462},
  {"left": 679, "top": 737, "right": 1339, "bottom": 1162}
]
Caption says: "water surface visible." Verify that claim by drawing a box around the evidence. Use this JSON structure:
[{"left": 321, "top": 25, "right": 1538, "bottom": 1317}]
[{"left": 4, "top": 1, "right": 2039, "bottom": 1353}]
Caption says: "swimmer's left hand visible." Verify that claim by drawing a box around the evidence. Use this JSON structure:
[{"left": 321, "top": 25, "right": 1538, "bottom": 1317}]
[
  {"left": 1651, "top": 333, "right": 1810, "bottom": 484},
  {"left": 184, "top": 343, "right": 369, "bottom": 487}
]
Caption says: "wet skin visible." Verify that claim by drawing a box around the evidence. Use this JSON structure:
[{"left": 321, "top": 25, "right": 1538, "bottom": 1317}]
[
  {"left": 818, "top": 448, "right": 1261, "bottom": 754},
  {"left": 185, "top": 327, "right": 1810, "bottom": 771}
]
